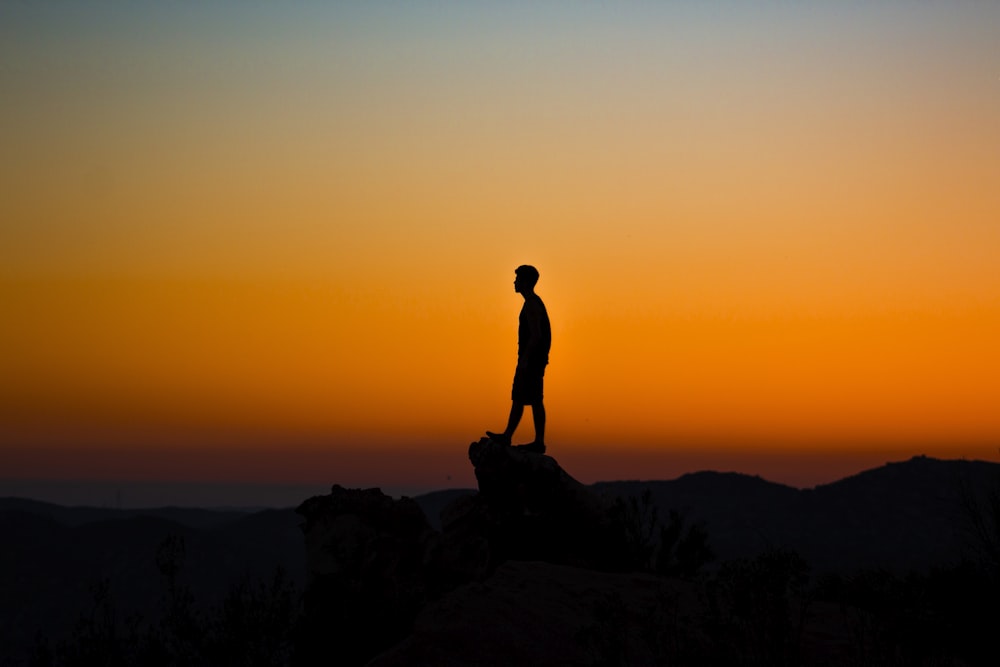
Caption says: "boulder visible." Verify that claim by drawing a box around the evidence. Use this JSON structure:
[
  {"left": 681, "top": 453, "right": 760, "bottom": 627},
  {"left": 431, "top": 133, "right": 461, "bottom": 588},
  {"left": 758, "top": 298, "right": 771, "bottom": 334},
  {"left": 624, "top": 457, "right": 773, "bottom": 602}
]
[
  {"left": 451, "top": 438, "right": 626, "bottom": 571},
  {"left": 294, "top": 442, "right": 630, "bottom": 665},
  {"left": 366, "top": 560, "right": 700, "bottom": 667},
  {"left": 295, "top": 485, "right": 439, "bottom": 667}
]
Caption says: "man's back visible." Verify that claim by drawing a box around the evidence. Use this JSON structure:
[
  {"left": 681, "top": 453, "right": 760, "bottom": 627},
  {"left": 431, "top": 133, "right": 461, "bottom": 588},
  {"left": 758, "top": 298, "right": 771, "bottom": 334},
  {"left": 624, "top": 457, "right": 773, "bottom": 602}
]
[{"left": 518, "top": 294, "right": 551, "bottom": 367}]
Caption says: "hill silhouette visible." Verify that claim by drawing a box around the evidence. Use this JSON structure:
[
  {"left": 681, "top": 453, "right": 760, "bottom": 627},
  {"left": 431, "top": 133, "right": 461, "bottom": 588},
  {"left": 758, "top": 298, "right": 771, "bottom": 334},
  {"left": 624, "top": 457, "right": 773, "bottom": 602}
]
[
  {"left": 592, "top": 455, "right": 1000, "bottom": 572},
  {"left": 3, "top": 452, "right": 999, "bottom": 665},
  {"left": 0, "top": 497, "right": 252, "bottom": 529}
]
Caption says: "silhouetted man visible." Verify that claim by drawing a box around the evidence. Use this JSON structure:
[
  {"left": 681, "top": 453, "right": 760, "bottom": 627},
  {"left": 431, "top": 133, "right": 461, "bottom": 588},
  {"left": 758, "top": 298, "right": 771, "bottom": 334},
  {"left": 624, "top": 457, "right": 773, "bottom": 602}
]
[{"left": 486, "top": 265, "right": 551, "bottom": 453}]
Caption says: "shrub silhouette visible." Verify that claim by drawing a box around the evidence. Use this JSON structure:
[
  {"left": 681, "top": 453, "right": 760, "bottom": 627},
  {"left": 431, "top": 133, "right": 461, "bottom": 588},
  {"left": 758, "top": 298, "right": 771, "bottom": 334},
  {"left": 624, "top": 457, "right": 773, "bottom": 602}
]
[
  {"left": 656, "top": 509, "right": 714, "bottom": 577},
  {"left": 609, "top": 488, "right": 714, "bottom": 576},
  {"left": 29, "top": 535, "right": 300, "bottom": 667},
  {"left": 960, "top": 467, "right": 1000, "bottom": 579},
  {"left": 705, "top": 548, "right": 811, "bottom": 667},
  {"left": 816, "top": 564, "right": 1000, "bottom": 667},
  {"left": 608, "top": 489, "right": 659, "bottom": 571}
]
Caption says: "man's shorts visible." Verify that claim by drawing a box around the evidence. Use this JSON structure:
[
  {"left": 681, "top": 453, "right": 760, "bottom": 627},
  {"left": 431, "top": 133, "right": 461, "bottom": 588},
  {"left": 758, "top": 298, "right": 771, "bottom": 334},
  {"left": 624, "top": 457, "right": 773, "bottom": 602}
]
[{"left": 511, "top": 364, "right": 545, "bottom": 405}]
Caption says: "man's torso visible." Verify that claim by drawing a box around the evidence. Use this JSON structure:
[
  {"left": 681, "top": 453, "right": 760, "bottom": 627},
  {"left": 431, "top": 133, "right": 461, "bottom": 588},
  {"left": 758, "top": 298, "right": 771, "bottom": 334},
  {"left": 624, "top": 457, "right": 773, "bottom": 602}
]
[{"left": 518, "top": 295, "right": 551, "bottom": 367}]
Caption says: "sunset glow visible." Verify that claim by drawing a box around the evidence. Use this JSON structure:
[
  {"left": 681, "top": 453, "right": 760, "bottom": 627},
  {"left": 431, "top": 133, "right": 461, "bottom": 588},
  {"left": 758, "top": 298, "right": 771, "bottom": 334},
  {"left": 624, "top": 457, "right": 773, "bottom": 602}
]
[{"left": 3, "top": 2, "right": 999, "bottom": 500}]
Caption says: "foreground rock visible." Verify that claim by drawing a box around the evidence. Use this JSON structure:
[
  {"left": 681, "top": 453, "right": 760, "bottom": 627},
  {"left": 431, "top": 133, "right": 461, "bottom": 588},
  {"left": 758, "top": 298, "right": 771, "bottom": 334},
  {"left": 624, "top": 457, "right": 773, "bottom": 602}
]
[
  {"left": 367, "top": 560, "right": 694, "bottom": 667},
  {"left": 447, "top": 437, "right": 625, "bottom": 571},
  {"left": 295, "top": 486, "right": 440, "bottom": 666},
  {"left": 368, "top": 559, "right": 852, "bottom": 667},
  {"left": 294, "top": 441, "right": 631, "bottom": 666}
]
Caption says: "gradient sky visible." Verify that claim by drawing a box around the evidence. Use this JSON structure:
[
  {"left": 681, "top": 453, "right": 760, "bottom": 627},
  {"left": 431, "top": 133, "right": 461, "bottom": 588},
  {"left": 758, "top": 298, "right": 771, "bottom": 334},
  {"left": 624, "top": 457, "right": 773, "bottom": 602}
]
[{"left": 2, "top": 2, "right": 999, "bottom": 502}]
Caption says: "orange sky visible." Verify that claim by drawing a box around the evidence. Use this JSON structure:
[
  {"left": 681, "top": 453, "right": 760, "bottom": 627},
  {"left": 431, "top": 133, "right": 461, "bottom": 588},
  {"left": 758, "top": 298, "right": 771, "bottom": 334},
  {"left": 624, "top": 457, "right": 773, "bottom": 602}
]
[{"left": 2, "top": 3, "right": 999, "bottom": 498}]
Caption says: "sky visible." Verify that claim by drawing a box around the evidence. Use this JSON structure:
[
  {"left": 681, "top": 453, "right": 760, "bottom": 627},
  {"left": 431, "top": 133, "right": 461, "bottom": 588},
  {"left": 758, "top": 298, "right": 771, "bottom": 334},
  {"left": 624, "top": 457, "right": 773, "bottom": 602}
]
[{"left": 2, "top": 1, "right": 999, "bottom": 505}]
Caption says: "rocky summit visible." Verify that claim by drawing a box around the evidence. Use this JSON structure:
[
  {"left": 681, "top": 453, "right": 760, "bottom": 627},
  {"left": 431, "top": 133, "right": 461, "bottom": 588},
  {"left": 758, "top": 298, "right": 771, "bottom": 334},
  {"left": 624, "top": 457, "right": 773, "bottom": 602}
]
[
  {"left": 456, "top": 437, "right": 625, "bottom": 570},
  {"left": 294, "top": 439, "right": 637, "bottom": 666}
]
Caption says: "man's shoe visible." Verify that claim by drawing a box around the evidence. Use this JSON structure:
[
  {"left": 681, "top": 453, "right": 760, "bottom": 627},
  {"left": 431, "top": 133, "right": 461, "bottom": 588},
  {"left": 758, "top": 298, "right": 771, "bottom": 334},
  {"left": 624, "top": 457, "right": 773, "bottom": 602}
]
[
  {"left": 514, "top": 441, "right": 546, "bottom": 454},
  {"left": 485, "top": 431, "right": 511, "bottom": 446}
]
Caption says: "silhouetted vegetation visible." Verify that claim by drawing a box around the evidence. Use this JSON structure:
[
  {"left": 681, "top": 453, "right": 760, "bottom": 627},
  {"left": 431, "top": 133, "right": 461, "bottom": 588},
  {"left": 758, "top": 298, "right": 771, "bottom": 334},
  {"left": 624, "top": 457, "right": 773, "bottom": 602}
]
[
  {"left": 577, "top": 592, "right": 631, "bottom": 667},
  {"left": 814, "top": 562, "right": 998, "bottom": 667},
  {"left": 575, "top": 477, "right": 1000, "bottom": 666},
  {"left": 608, "top": 488, "right": 715, "bottom": 576},
  {"left": 657, "top": 509, "right": 714, "bottom": 578},
  {"left": 704, "top": 548, "right": 811, "bottom": 667},
  {"left": 26, "top": 536, "right": 300, "bottom": 667},
  {"left": 24, "top": 534, "right": 997, "bottom": 667},
  {"left": 960, "top": 468, "right": 1000, "bottom": 579},
  {"left": 569, "top": 551, "right": 1000, "bottom": 667}
]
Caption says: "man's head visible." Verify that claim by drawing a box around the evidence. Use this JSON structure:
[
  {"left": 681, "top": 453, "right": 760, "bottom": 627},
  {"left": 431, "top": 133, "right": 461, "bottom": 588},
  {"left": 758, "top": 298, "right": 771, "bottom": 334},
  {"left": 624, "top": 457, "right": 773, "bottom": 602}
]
[{"left": 514, "top": 265, "right": 539, "bottom": 294}]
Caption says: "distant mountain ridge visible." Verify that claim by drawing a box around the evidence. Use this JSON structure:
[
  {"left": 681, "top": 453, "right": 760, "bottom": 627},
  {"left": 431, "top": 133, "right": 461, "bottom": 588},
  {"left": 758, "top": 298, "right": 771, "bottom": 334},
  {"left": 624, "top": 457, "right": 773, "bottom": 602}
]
[
  {"left": 591, "top": 455, "right": 1000, "bottom": 571},
  {"left": 0, "top": 496, "right": 254, "bottom": 528},
  {"left": 5, "top": 455, "right": 996, "bottom": 574}
]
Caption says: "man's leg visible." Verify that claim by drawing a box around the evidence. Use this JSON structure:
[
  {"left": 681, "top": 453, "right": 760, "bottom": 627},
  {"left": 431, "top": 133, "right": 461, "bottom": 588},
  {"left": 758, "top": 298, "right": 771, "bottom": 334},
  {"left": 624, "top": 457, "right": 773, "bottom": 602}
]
[
  {"left": 531, "top": 402, "right": 545, "bottom": 445},
  {"left": 510, "top": 402, "right": 545, "bottom": 452},
  {"left": 504, "top": 402, "right": 525, "bottom": 440},
  {"left": 487, "top": 402, "right": 524, "bottom": 445},
  {"left": 514, "top": 369, "right": 546, "bottom": 452}
]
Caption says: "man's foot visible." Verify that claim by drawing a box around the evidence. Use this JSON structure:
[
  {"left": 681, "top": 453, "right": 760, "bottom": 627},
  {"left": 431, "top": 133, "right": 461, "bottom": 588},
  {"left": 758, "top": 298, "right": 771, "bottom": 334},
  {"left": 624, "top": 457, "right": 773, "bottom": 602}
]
[
  {"left": 485, "top": 431, "right": 511, "bottom": 446},
  {"left": 514, "top": 441, "right": 546, "bottom": 454}
]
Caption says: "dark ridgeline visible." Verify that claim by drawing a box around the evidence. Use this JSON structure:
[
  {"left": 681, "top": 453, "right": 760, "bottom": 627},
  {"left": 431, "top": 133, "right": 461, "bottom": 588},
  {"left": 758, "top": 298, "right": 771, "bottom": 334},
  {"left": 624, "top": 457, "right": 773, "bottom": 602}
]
[
  {"left": 592, "top": 454, "right": 1000, "bottom": 572},
  {"left": 3, "top": 451, "right": 1000, "bottom": 666}
]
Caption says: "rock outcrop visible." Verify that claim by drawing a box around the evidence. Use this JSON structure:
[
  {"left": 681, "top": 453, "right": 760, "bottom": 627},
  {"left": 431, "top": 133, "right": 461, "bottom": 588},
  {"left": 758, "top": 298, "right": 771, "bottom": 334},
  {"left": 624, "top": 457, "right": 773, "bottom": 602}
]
[
  {"left": 294, "top": 486, "right": 440, "bottom": 666},
  {"left": 294, "top": 440, "right": 629, "bottom": 666},
  {"left": 448, "top": 437, "right": 624, "bottom": 571},
  {"left": 366, "top": 560, "right": 701, "bottom": 667}
]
